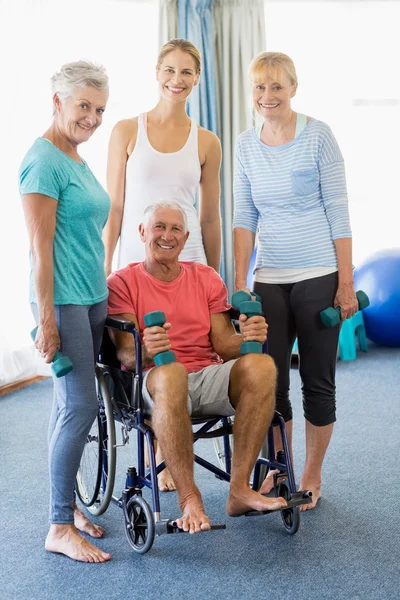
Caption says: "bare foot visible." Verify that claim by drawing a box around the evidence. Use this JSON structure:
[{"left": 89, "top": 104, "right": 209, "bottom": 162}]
[
  {"left": 45, "top": 524, "right": 111, "bottom": 563},
  {"left": 175, "top": 492, "right": 211, "bottom": 534},
  {"left": 73, "top": 504, "right": 104, "bottom": 538},
  {"left": 227, "top": 485, "right": 287, "bottom": 517},
  {"left": 299, "top": 479, "right": 321, "bottom": 511},
  {"left": 158, "top": 467, "right": 176, "bottom": 492},
  {"left": 258, "top": 469, "right": 279, "bottom": 495}
]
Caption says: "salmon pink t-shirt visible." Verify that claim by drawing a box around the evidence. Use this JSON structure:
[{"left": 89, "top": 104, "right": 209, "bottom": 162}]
[{"left": 107, "top": 262, "right": 231, "bottom": 373}]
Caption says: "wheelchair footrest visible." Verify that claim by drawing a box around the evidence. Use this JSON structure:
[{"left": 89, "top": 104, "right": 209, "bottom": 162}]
[
  {"left": 245, "top": 490, "right": 313, "bottom": 517},
  {"left": 156, "top": 519, "right": 226, "bottom": 536}
]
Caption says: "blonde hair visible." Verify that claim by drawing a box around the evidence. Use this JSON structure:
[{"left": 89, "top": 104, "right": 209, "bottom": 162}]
[
  {"left": 156, "top": 38, "right": 201, "bottom": 75},
  {"left": 249, "top": 52, "right": 297, "bottom": 86}
]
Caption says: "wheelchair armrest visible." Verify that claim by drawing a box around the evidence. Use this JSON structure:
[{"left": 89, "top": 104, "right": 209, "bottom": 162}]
[{"left": 105, "top": 316, "right": 136, "bottom": 331}]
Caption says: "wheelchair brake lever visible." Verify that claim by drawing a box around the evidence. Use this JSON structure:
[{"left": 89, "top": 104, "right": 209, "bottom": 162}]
[{"left": 114, "top": 425, "right": 130, "bottom": 448}]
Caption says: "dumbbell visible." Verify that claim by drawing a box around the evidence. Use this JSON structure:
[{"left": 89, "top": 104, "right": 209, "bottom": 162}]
[
  {"left": 30, "top": 327, "right": 73, "bottom": 378},
  {"left": 320, "top": 290, "right": 370, "bottom": 328},
  {"left": 231, "top": 291, "right": 263, "bottom": 354},
  {"left": 143, "top": 311, "right": 176, "bottom": 366}
]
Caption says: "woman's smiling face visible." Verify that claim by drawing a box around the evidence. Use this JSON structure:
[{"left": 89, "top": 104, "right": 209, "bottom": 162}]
[
  {"left": 156, "top": 49, "right": 199, "bottom": 104},
  {"left": 252, "top": 69, "right": 297, "bottom": 120},
  {"left": 55, "top": 86, "right": 108, "bottom": 145}
]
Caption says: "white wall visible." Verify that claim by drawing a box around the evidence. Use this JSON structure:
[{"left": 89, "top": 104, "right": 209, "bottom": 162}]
[
  {"left": 0, "top": 0, "right": 159, "bottom": 384},
  {"left": 265, "top": 0, "right": 400, "bottom": 267}
]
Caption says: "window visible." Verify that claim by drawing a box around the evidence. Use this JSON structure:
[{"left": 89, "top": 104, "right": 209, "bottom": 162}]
[{"left": 265, "top": 0, "right": 400, "bottom": 266}]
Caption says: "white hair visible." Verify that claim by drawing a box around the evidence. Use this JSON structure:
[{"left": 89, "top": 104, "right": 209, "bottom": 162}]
[
  {"left": 142, "top": 202, "right": 188, "bottom": 233},
  {"left": 50, "top": 60, "right": 109, "bottom": 104}
]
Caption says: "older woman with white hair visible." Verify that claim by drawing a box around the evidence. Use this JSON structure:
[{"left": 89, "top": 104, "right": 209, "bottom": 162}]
[{"left": 19, "top": 61, "right": 112, "bottom": 562}]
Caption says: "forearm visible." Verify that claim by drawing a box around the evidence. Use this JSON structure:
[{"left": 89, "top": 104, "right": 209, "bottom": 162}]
[
  {"left": 234, "top": 228, "right": 255, "bottom": 290},
  {"left": 103, "top": 210, "right": 123, "bottom": 275},
  {"left": 31, "top": 248, "right": 56, "bottom": 327},
  {"left": 117, "top": 344, "right": 154, "bottom": 371},
  {"left": 217, "top": 333, "right": 243, "bottom": 362},
  {"left": 334, "top": 237, "right": 354, "bottom": 286},
  {"left": 201, "top": 217, "right": 221, "bottom": 272}
]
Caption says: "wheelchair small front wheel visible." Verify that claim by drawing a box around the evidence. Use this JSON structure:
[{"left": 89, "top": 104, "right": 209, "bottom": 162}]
[
  {"left": 278, "top": 480, "right": 300, "bottom": 535},
  {"left": 125, "top": 495, "right": 155, "bottom": 554}
]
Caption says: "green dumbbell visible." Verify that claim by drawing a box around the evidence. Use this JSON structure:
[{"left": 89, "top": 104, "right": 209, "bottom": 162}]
[
  {"left": 143, "top": 311, "right": 176, "bottom": 366},
  {"left": 30, "top": 327, "right": 73, "bottom": 378},
  {"left": 231, "top": 291, "right": 263, "bottom": 354},
  {"left": 320, "top": 290, "right": 370, "bottom": 328}
]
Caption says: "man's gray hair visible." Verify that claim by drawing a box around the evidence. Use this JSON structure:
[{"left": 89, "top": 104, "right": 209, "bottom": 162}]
[
  {"left": 50, "top": 60, "right": 109, "bottom": 104},
  {"left": 142, "top": 202, "right": 188, "bottom": 233}
]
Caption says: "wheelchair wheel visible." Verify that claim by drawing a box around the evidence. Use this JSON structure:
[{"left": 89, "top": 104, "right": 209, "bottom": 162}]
[
  {"left": 278, "top": 480, "right": 300, "bottom": 535},
  {"left": 125, "top": 495, "right": 155, "bottom": 554},
  {"left": 76, "top": 367, "right": 116, "bottom": 516}
]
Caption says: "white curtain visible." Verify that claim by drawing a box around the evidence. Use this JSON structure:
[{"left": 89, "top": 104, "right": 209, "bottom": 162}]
[
  {"left": 159, "top": 0, "right": 179, "bottom": 45},
  {"left": 0, "top": 0, "right": 159, "bottom": 387},
  {"left": 214, "top": 0, "right": 265, "bottom": 294}
]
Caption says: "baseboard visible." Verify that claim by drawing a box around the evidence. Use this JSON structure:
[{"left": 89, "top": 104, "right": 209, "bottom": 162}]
[{"left": 0, "top": 376, "right": 49, "bottom": 397}]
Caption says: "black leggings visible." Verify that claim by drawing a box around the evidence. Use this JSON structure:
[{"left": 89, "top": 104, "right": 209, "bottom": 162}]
[{"left": 254, "top": 272, "right": 340, "bottom": 427}]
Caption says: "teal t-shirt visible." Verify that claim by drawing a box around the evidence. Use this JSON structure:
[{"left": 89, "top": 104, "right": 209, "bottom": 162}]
[{"left": 19, "top": 138, "right": 110, "bottom": 305}]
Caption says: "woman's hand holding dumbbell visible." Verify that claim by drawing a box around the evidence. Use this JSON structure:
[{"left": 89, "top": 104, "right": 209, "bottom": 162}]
[{"left": 33, "top": 323, "right": 60, "bottom": 364}]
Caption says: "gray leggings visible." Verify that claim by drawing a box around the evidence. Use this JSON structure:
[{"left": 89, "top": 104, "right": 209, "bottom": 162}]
[
  {"left": 31, "top": 300, "right": 107, "bottom": 524},
  {"left": 254, "top": 272, "right": 340, "bottom": 427}
]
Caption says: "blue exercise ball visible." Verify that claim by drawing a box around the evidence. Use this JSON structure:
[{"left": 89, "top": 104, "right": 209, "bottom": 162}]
[
  {"left": 354, "top": 248, "right": 400, "bottom": 347},
  {"left": 246, "top": 247, "right": 257, "bottom": 290}
]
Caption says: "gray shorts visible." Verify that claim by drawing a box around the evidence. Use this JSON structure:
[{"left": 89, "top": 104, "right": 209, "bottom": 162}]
[{"left": 142, "top": 359, "right": 239, "bottom": 418}]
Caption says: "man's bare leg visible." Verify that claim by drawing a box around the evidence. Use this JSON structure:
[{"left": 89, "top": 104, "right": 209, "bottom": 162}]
[
  {"left": 226, "top": 354, "right": 287, "bottom": 516},
  {"left": 147, "top": 363, "right": 210, "bottom": 533},
  {"left": 259, "top": 419, "right": 293, "bottom": 495},
  {"left": 299, "top": 420, "right": 334, "bottom": 510},
  {"left": 144, "top": 421, "right": 176, "bottom": 491},
  {"left": 156, "top": 445, "right": 176, "bottom": 492},
  {"left": 45, "top": 524, "right": 111, "bottom": 562}
]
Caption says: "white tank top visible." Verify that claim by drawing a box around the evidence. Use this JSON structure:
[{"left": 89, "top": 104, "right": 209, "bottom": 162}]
[{"left": 118, "top": 113, "right": 206, "bottom": 268}]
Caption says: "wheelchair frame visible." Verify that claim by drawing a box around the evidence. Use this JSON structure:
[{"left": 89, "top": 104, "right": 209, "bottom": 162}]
[{"left": 76, "top": 316, "right": 312, "bottom": 554}]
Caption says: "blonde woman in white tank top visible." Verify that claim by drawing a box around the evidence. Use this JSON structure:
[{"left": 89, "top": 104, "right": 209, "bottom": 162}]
[
  {"left": 104, "top": 38, "right": 222, "bottom": 277},
  {"left": 104, "top": 39, "right": 222, "bottom": 493}
]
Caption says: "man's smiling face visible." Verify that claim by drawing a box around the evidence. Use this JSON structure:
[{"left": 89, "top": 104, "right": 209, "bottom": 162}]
[{"left": 140, "top": 207, "right": 189, "bottom": 265}]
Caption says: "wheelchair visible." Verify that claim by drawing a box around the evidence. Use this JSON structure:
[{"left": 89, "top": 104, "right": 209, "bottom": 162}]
[{"left": 76, "top": 316, "right": 312, "bottom": 554}]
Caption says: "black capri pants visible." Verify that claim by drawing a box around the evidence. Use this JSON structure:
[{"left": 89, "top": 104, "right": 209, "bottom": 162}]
[{"left": 254, "top": 272, "right": 340, "bottom": 427}]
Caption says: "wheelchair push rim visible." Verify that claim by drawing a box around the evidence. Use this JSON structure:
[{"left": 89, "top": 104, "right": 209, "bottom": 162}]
[
  {"left": 75, "top": 410, "right": 103, "bottom": 507},
  {"left": 76, "top": 367, "right": 117, "bottom": 516}
]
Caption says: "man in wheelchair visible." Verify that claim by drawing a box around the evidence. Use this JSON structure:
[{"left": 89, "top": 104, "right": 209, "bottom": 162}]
[{"left": 107, "top": 202, "right": 286, "bottom": 534}]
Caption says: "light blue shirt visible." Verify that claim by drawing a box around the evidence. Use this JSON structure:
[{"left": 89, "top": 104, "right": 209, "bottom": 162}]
[
  {"left": 19, "top": 138, "right": 110, "bottom": 305},
  {"left": 233, "top": 119, "right": 352, "bottom": 270}
]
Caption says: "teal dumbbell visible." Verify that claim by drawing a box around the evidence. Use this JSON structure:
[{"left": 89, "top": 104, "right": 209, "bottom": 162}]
[
  {"left": 30, "top": 327, "right": 73, "bottom": 378},
  {"left": 231, "top": 291, "right": 263, "bottom": 354},
  {"left": 320, "top": 290, "right": 370, "bottom": 328},
  {"left": 143, "top": 311, "right": 176, "bottom": 366}
]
